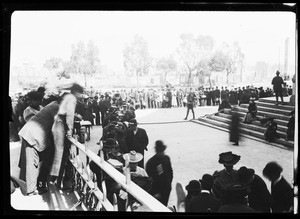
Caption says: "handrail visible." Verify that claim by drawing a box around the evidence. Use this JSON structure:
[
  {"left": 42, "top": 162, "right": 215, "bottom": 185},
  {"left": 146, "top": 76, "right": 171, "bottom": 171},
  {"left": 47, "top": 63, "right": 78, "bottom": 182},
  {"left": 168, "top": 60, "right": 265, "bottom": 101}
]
[{"left": 67, "top": 137, "right": 172, "bottom": 212}]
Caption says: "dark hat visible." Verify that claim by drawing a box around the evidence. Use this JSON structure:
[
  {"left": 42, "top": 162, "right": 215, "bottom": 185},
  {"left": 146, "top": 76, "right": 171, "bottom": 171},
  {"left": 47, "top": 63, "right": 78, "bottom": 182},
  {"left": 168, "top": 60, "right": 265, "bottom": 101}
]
[
  {"left": 116, "top": 129, "right": 125, "bottom": 138},
  {"left": 276, "top": 71, "right": 280, "bottom": 75},
  {"left": 199, "top": 174, "right": 214, "bottom": 189},
  {"left": 185, "top": 180, "right": 201, "bottom": 191},
  {"left": 103, "top": 138, "right": 117, "bottom": 148},
  {"left": 27, "top": 91, "right": 43, "bottom": 101},
  {"left": 224, "top": 184, "right": 248, "bottom": 199},
  {"left": 70, "top": 83, "right": 84, "bottom": 94},
  {"left": 155, "top": 140, "right": 167, "bottom": 153},
  {"left": 237, "top": 166, "right": 255, "bottom": 184},
  {"left": 129, "top": 119, "right": 138, "bottom": 125},
  {"left": 218, "top": 151, "right": 241, "bottom": 165}
]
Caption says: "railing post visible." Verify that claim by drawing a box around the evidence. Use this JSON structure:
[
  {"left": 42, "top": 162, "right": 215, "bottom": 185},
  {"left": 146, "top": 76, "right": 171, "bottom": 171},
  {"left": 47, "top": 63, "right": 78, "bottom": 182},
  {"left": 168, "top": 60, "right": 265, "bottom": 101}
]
[
  {"left": 102, "top": 181, "right": 107, "bottom": 202},
  {"left": 124, "top": 154, "right": 131, "bottom": 185},
  {"left": 99, "top": 141, "right": 104, "bottom": 164},
  {"left": 113, "top": 193, "right": 118, "bottom": 211}
]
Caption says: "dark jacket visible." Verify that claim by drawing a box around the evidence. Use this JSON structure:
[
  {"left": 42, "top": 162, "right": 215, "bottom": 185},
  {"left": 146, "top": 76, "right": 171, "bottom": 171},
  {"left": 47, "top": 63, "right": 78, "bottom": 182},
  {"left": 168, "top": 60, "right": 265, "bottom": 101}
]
[
  {"left": 272, "top": 76, "right": 284, "bottom": 91},
  {"left": 218, "top": 203, "right": 256, "bottom": 213},
  {"left": 188, "top": 192, "right": 221, "bottom": 212},
  {"left": 146, "top": 154, "right": 173, "bottom": 193},
  {"left": 271, "top": 177, "right": 293, "bottom": 213},
  {"left": 248, "top": 174, "right": 271, "bottom": 213},
  {"left": 126, "top": 128, "right": 149, "bottom": 154}
]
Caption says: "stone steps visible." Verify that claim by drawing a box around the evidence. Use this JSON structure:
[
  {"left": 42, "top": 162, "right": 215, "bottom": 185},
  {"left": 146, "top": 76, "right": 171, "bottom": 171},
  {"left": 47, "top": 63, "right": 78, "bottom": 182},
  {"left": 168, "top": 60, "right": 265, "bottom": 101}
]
[
  {"left": 198, "top": 117, "right": 294, "bottom": 149},
  {"left": 210, "top": 115, "right": 287, "bottom": 139},
  {"left": 232, "top": 107, "right": 290, "bottom": 122},
  {"left": 258, "top": 97, "right": 295, "bottom": 106},
  {"left": 256, "top": 101, "right": 295, "bottom": 111},
  {"left": 217, "top": 112, "right": 288, "bottom": 132},
  {"left": 240, "top": 104, "right": 292, "bottom": 116}
]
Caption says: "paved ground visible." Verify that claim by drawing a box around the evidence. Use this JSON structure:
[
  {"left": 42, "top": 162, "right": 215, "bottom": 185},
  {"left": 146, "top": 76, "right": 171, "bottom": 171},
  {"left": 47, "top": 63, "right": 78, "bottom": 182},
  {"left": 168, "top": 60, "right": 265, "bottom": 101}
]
[{"left": 10, "top": 105, "right": 294, "bottom": 210}]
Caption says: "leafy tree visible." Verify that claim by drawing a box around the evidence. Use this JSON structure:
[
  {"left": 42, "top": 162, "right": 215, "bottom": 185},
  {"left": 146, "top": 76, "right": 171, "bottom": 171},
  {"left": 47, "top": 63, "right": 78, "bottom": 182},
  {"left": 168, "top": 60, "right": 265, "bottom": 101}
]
[
  {"left": 177, "top": 33, "right": 214, "bottom": 86},
  {"left": 156, "top": 56, "right": 177, "bottom": 85},
  {"left": 123, "top": 35, "right": 152, "bottom": 88}
]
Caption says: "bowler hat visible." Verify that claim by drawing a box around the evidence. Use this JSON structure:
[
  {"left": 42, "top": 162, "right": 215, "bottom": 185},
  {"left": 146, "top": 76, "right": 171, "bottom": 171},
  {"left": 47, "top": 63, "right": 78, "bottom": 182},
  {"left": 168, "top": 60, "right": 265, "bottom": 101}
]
[
  {"left": 129, "top": 119, "right": 138, "bottom": 125},
  {"left": 103, "top": 138, "right": 117, "bottom": 148},
  {"left": 185, "top": 180, "right": 201, "bottom": 191},
  {"left": 123, "top": 150, "right": 143, "bottom": 163},
  {"left": 155, "top": 140, "right": 167, "bottom": 152},
  {"left": 218, "top": 151, "right": 241, "bottom": 165},
  {"left": 237, "top": 166, "right": 255, "bottom": 184},
  {"left": 199, "top": 174, "right": 214, "bottom": 189}
]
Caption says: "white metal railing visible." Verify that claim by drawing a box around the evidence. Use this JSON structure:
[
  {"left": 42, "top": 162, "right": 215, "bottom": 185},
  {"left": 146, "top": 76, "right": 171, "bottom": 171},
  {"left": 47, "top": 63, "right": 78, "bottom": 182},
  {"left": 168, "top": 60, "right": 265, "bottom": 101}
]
[{"left": 67, "top": 136, "right": 171, "bottom": 212}]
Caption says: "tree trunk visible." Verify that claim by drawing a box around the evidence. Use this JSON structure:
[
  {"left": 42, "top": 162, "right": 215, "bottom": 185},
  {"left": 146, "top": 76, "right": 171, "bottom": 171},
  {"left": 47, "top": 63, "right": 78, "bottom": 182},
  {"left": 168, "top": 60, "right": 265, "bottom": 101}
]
[
  {"left": 84, "top": 72, "right": 87, "bottom": 87},
  {"left": 188, "top": 70, "right": 192, "bottom": 87},
  {"left": 209, "top": 75, "right": 212, "bottom": 88}
]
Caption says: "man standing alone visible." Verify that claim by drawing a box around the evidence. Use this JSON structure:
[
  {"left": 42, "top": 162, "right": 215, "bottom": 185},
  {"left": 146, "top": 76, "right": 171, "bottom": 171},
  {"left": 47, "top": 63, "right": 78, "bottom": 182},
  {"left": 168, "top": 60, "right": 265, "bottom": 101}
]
[{"left": 271, "top": 71, "right": 285, "bottom": 105}]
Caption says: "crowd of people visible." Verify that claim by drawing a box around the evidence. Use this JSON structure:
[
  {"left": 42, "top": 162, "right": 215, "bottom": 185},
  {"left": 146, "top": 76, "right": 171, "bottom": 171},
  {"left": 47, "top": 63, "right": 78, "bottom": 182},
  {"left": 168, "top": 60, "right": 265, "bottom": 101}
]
[
  {"left": 8, "top": 70, "right": 294, "bottom": 213},
  {"left": 183, "top": 152, "right": 294, "bottom": 213}
]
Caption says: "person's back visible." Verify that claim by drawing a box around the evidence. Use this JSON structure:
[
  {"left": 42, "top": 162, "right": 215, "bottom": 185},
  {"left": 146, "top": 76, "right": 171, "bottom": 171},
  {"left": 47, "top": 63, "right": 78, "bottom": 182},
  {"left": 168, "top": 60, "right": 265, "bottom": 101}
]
[
  {"left": 189, "top": 192, "right": 221, "bottom": 212},
  {"left": 272, "top": 75, "right": 284, "bottom": 91},
  {"left": 271, "top": 176, "right": 293, "bottom": 213},
  {"left": 218, "top": 203, "right": 256, "bottom": 213}
]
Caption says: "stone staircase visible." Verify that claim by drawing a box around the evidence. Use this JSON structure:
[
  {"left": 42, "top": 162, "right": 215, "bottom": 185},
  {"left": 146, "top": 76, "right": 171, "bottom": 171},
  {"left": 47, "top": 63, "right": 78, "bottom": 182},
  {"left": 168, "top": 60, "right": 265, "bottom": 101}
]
[{"left": 197, "top": 97, "right": 295, "bottom": 149}]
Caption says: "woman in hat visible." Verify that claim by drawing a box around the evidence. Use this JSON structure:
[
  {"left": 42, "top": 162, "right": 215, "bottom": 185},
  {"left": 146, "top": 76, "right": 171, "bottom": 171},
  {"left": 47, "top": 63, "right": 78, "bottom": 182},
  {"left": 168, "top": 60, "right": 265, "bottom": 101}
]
[
  {"left": 184, "top": 180, "right": 201, "bottom": 212},
  {"left": 188, "top": 174, "right": 221, "bottom": 212},
  {"left": 212, "top": 151, "right": 241, "bottom": 204},
  {"left": 146, "top": 140, "right": 173, "bottom": 206},
  {"left": 262, "top": 162, "right": 293, "bottom": 213},
  {"left": 237, "top": 166, "right": 271, "bottom": 213}
]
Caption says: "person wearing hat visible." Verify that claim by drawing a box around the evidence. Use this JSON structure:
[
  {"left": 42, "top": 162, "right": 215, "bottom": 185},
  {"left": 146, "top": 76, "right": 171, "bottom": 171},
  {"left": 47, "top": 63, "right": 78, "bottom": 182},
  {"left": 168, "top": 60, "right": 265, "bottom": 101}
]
[
  {"left": 146, "top": 140, "right": 173, "bottom": 206},
  {"left": 286, "top": 110, "right": 295, "bottom": 141},
  {"left": 50, "top": 83, "right": 84, "bottom": 190},
  {"left": 184, "top": 89, "right": 197, "bottom": 120},
  {"left": 271, "top": 71, "right": 285, "bottom": 105},
  {"left": 262, "top": 162, "right": 293, "bottom": 213},
  {"left": 116, "top": 129, "right": 129, "bottom": 154},
  {"left": 217, "top": 184, "right": 256, "bottom": 213},
  {"left": 184, "top": 180, "right": 201, "bottom": 212},
  {"left": 248, "top": 98, "right": 257, "bottom": 119},
  {"left": 126, "top": 119, "right": 149, "bottom": 168},
  {"left": 230, "top": 111, "right": 240, "bottom": 146},
  {"left": 23, "top": 91, "right": 43, "bottom": 123},
  {"left": 264, "top": 117, "right": 279, "bottom": 142},
  {"left": 188, "top": 174, "right": 221, "bottom": 212},
  {"left": 123, "top": 150, "right": 148, "bottom": 177},
  {"left": 92, "top": 95, "right": 101, "bottom": 126},
  {"left": 212, "top": 151, "right": 241, "bottom": 203},
  {"left": 237, "top": 166, "right": 271, "bottom": 213}
]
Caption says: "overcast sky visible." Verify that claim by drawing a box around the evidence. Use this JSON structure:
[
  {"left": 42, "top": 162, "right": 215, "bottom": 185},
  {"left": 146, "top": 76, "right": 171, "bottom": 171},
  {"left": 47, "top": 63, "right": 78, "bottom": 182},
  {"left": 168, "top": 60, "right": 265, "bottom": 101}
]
[{"left": 10, "top": 11, "right": 296, "bottom": 73}]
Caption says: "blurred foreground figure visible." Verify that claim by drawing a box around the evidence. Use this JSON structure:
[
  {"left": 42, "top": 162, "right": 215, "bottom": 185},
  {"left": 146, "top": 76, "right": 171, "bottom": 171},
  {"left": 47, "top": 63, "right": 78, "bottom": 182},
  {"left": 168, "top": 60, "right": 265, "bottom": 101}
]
[{"left": 229, "top": 112, "right": 240, "bottom": 146}]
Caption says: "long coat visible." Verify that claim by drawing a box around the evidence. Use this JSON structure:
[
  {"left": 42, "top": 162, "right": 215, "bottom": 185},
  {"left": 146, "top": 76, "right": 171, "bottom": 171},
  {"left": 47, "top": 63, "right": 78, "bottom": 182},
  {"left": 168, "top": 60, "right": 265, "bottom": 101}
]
[
  {"left": 188, "top": 192, "right": 222, "bottom": 212},
  {"left": 271, "top": 177, "right": 293, "bottom": 213},
  {"left": 126, "top": 128, "right": 149, "bottom": 168},
  {"left": 248, "top": 174, "right": 271, "bottom": 213}
]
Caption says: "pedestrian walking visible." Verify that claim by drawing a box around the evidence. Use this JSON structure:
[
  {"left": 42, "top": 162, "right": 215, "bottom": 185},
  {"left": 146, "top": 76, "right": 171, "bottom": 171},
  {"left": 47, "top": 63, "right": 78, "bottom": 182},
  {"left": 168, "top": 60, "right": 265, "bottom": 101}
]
[
  {"left": 229, "top": 111, "right": 240, "bottom": 146},
  {"left": 146, "top": 140, "right": 173, "bottom": 206},
  {"left": 184, "top": 89, "right": 196, "bottom": 120}
]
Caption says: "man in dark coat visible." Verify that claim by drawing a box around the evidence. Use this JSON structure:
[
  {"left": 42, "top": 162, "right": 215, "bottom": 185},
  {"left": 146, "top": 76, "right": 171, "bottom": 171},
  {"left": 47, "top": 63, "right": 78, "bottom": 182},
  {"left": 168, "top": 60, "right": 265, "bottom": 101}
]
[
  {"left": 206, "top": 88, "right": 212, "bottom": 106},
  {"left": 237, "top": 166, "right": 271, "bottom": 213},
  {"left": 188, "top": 174, "right": 221, "bottom": 212},
  {"left": 286, "top": 110, "right": 295, "bottom": 141},
  {"left": 263, "top": 162, "right": 293, "bottom": 213},
  {"left": 215, "top": 86, "right": 221, "bottom": 105},
  {"left": 146, "top": 140, "right": 173, "bottom": 206},
  {"left": 271, "top": 71, "right": 285, "bottom": 105},
  {"left": 211, "top": 87, "right": 216, "bottom": 106},
  {"left": 229, "top": 112, "right": 240, "bottom": 146},
  {"left": 92, "top": 96, "right": 101, "bottom": 125},
  {"left": 166, "top": 89, "right": 172, "bottom": 108},
  {"left": 126, "top": 119, "right": 149, "bottom": 168}
]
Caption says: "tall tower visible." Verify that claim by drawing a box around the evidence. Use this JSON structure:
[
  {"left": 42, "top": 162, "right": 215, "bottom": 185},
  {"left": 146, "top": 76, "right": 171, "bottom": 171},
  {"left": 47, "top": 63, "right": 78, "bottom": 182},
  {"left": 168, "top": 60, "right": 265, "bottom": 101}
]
[{"left": 283, "top": 37, "right": 289, "bottom": 79}]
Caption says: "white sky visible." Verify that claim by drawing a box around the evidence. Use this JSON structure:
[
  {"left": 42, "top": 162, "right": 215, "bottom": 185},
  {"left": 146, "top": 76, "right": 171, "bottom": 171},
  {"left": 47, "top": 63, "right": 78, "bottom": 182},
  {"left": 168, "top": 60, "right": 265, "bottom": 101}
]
[{"left": 10, "top": 11, "right": 296, "bottom": 73}]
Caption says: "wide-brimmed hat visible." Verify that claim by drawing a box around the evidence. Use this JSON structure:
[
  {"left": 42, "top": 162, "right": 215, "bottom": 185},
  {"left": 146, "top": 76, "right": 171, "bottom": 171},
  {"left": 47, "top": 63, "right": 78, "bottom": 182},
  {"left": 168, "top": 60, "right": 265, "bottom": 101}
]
[
  {"left": 218, "top": 151, "right": 241, "bottom": 165},
  {"left": 155, "top": 140, "right": 167, "bottom": 152},
  {"left": 237, "top": 166, "right": 255, "bottom": 184},
  {"left": 185, "top": 180, "right": 201, "bottom": 191},
  {"left": 123, "top": 150, "right": 143, "bottom": 163},
  {"left": 199, "top": 174, "right": 214, "bottom": 189}
]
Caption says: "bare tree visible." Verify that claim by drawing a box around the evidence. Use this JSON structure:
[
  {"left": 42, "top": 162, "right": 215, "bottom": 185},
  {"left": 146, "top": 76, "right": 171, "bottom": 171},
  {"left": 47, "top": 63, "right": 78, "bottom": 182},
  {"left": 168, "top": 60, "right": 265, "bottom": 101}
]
[
  {"left": 156, "top": 56, "right": 177, "bottom": 85},
  {"left": 123, "top": 35, "right": 152, "bottom": 88}
]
